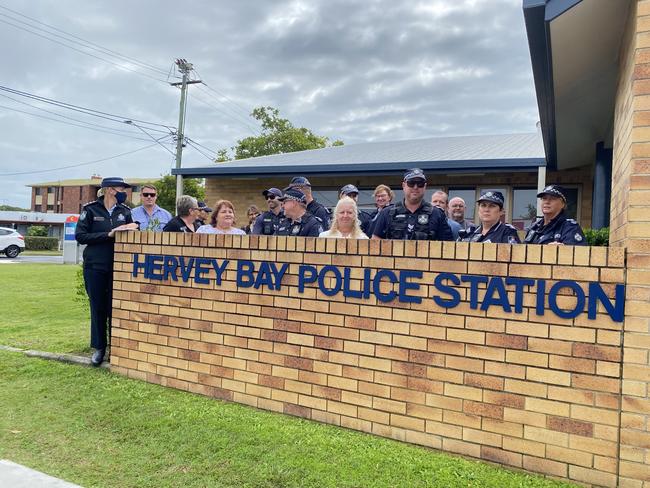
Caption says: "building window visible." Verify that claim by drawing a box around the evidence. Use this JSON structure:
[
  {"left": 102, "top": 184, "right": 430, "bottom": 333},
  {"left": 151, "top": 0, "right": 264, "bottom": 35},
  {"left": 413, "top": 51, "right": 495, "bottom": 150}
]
[
  {"left": 132, "top": 185, "right": 140, "bottom": 193},
  {"left": 34, "top": 187, "right": 41, "bottom": 196},
  {"left": 47, "top": 187, "right": 54, "bottom": 194},
  {"left": 448, "top": 188, "right": 477, "bottom": 220},
  {"left": 47, "top": 204, "right": 54, "bottom": 211},
  {"left": 512, "top": 188, "right": 538, "bottom": 230}
]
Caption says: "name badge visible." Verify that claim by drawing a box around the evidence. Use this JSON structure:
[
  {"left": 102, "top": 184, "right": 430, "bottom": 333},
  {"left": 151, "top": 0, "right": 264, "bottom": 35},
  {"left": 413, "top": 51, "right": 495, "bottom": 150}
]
[{"left": 93, "top": 216, "right": 105, "bottom": 221}]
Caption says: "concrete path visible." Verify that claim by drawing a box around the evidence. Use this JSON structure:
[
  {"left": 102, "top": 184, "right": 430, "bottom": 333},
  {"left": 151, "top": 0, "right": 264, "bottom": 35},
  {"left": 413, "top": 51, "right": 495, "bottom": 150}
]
[
  {"left": 0, "top": 460, "right": 82, "bottom": 487},
  {"left": 0, "top": 255, "right": 63, "bottom": 264}
]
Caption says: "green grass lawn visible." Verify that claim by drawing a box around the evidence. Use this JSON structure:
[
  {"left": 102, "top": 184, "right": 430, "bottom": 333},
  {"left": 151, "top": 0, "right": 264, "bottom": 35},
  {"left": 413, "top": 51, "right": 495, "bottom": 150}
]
[
  {"left": 0, "top": 263, "right": 577, "bottom": 487},
  {"left": 21, "top": 249, "right": 63, "bottom": 256},
  {"left": 0, "top": 263, "right": 88, "bottom": 353},
  {"left": 0, "top": 351, "right": 574, "bottom": 488}
]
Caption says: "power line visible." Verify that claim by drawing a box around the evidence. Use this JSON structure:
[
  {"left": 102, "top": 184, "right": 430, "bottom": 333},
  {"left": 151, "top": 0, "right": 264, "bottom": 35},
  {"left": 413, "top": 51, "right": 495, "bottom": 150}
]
[
  {"left": 193, "top": 69, "right": 252, "bottom": 117},
  {"left": 0, "top": 102, "right": 163, "bottom": 142},
  {"left": 0, "top": 17, "right": 169, "bottom": 84},
  {"left": 0, "top": 143, "right": 161, "bottom": 176},
  {"left": 185, "top": 139, "right": 216, "bottom": 162},
  {"left": 125, "top": 121, "right": 176, "bottom": 156},
  {"left": 0, "top": 84, "right": 173, "bottom": 131},
  {"left": 0, "top": 4, "right": 175, "bottom": 77},
  {"left": 186, "top": 137, "right": 218, "bottom": 156},
  {"left": 191, "top": 91, "right": 259, "bottom": 136},
  {"left": 0, "top": 91, "right": 154, "bottom": 137}
]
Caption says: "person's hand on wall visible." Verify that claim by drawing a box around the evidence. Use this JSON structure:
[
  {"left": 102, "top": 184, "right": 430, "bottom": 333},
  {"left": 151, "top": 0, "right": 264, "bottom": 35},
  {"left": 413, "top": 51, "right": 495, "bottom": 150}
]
[{"left": 109, "top": 223, "right": 139, "bottom": 237}]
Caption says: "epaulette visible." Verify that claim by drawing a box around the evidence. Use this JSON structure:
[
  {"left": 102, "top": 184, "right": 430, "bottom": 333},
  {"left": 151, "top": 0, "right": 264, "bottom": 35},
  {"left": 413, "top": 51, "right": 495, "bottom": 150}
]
[
  {"left": 505, "top": 223, "right": 517, "bottom": 230},
  {"left": 566, "top": 219, "right": 578, "bottom": 224},
  {"left": 82, "top": 200, "right": 98, "bottom": 207}
]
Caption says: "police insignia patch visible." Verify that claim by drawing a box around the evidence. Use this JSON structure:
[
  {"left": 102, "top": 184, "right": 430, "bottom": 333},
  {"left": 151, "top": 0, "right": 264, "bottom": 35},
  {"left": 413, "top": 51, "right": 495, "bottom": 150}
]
[
  {"left": 79, "top": 211, "right": 87, "bottom": 221},
  {"left": 575, "top": 233, "right": 583, "bottom": 242},
  {"left": 554, "top": 233, "right": 561, "bottom": 240},
  {"left": 417, "top": 214, "right": 429, "bottom": 225},
  {"left": 117, "top": 214, "right": 125, "bottom": 221},
  {"left": 291, "top": 226, "right": 300, "bottom": 235}
]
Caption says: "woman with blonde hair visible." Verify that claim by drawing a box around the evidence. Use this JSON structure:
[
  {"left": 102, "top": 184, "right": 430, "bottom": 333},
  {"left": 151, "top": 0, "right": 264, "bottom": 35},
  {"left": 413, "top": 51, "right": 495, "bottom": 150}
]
[
  {"left": 196, "top": 200, "right": 246, "bottom": 235},
  {"left": 319, "top": 197, "right": 369, "bottom": 239}
]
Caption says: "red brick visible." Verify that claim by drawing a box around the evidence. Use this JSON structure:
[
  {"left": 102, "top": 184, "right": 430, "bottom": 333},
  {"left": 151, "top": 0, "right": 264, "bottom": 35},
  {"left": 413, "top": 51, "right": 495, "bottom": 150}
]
[
  {"left": 261, "top": 330, "right": 287, "bottom": 342},
  {"left": 464, "top": 401, "right": 504, "bottom": 420},
  {"left": 547, "top": 416, "right": 593, "bottom": 437},
  {"left": 409, "top": 350, "right": 445, "bottom": 366},
  {"left": 485, "top": 333, "right": 528, "bottom": 350},
  {"left": 273, "top": 319, "right": 301, "bottom": 332},
  {"left": 464, "top": 373, "right": 504, "bottom": 391},
  {"left": 283, "top": 403, "right": 311, "bottom": 419},
  {"left": 314, "top": 337, "right": 343, "bottom": 351},
  {"left": 284, "top": 356, "right": 314, "bottom": 371},
  {"left": 572, "top": 343, "right": 621, "bottom": 362}
]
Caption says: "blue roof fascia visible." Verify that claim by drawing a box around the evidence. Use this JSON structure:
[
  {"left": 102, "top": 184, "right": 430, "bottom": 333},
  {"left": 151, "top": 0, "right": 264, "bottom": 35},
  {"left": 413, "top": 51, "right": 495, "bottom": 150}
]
[
  {"left": 523, "top": 0, "right": 558, "bottom": 170},
  {"left": 522, "top": 0, "right": 582, "bottom": 171},
  {"left": 174, "top": 158, "right": 546, "bottom": 178}
]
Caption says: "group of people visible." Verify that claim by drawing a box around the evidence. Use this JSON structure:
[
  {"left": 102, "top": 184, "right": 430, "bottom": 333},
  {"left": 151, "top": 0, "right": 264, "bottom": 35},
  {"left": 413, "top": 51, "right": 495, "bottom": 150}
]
[{"left": 76, "top": 171, "right": 586, "bottom": 366}]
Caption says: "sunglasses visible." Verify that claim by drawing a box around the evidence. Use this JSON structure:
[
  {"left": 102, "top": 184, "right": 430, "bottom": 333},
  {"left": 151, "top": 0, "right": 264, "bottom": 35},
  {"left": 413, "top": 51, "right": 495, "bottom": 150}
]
[
  {"left": 406, "top": 180, "right": 426, "bottom": 188},
  {"left": 142, "top": 192, "right": 157, "bottom": 197},
  {"left": 265, "top": 195, "right": 277, "bottom": 200}
]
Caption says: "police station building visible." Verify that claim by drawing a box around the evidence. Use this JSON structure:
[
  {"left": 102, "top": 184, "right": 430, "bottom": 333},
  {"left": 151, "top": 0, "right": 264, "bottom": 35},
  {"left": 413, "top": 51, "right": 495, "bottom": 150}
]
[
  {"left": 175, "top": 132, "right": 598, "bottom": 233},
  {"left": 111, "top": 1, "right": 650, "bottom": 487}
]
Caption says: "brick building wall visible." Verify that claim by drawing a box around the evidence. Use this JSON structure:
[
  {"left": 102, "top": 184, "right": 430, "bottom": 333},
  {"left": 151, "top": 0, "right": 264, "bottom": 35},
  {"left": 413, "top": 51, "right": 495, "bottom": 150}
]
[
  {"left": 612, "top": 1, "right": 650, "bottom": 486},
  {"left": 112, "top": 232, "right": 625, "bottom": 487},
  {"left": 204, "top": 165, "right": 594, "bottom": 230}
]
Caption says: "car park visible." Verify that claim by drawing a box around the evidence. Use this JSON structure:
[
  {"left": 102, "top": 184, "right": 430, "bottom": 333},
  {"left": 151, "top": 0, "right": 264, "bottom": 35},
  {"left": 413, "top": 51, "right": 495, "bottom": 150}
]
[{"left": 0, "top": 227, "right": 25, "bottom": 258}]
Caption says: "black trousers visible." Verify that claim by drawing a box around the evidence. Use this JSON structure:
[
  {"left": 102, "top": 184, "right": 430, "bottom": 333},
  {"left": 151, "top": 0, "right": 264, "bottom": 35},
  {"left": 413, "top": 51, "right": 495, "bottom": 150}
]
[{"left": 83, "top": 268, "right": 113, "bottom": 350}]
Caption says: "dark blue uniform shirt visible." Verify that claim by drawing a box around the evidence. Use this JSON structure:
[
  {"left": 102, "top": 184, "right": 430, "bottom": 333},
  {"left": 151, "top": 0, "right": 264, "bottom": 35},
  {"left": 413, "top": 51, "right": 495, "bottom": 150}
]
[
  {"left": 524, "top": 210, "right": 587, "bottom": 245},
  {"left": 460, "top": 221, "right": 521, "bottom": 244},
  {"left": 276, "top": 212, "right": 324, "bottom": 237},
  {"left": 252, "top": 210, "right": 284, "bottom": 235},
  {"left": 307, "top": 200, "right": 331, "bottom": 228},
  {"left": 372, "top": 200, "right": 453, "bottom": 241},
  {"left": 75, "top": 198, "right": 133, "bottom": 271}
]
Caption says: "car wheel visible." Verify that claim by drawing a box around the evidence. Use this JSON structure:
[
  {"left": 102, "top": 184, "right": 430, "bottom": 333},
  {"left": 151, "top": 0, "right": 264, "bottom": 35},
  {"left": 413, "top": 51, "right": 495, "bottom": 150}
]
[{"left": 5, "top": 245, "right": 20, "bottom": 258}]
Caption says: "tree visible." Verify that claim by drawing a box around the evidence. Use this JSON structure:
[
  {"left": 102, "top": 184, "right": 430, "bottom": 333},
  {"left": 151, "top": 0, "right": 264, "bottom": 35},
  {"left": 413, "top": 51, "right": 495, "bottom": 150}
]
[
  {"left": 0, "top": 205, "right": 30, "bottom": 211},
  {"left": 153, "top": 175, "right": 206, "bottom": 214},
  {"left": 216, "top": 106, "right": 343, "bottom": 161},
  {"left": 27, "top": 225, "right": 48, "bottom": 237}
]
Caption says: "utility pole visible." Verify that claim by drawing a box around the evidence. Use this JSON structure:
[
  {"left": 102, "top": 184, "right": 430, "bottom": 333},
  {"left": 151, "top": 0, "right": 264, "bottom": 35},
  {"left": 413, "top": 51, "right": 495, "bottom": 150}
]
[{"left": 170, "top": 59, "right": 201, "bottom": 201}]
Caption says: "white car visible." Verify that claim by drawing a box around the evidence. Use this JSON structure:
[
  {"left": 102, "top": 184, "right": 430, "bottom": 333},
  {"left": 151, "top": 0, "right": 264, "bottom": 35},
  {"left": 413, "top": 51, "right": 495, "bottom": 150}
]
[{"left": 0, "top": 227, "right": 25, "bottom": 258}]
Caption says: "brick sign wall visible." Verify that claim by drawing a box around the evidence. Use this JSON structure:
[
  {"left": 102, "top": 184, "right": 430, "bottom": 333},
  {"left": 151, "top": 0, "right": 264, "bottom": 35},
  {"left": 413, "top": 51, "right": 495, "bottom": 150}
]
[{"left": 111, "top": 232, "right": 625, "bottom": 487}]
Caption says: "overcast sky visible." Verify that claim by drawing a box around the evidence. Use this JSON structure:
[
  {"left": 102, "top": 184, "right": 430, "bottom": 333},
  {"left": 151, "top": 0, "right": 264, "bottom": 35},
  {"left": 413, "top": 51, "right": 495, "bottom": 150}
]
[{"left": 0, "top": 0, "right": 538, "bottom": 208}]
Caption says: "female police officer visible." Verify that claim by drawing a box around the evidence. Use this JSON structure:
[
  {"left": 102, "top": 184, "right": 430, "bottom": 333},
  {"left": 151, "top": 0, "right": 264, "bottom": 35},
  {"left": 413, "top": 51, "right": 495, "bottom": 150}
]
[
  {"left": 524, "top": 185, "right": 586, "bottom": 245},
  {"left": 459, "top": 191, "right": 521, "bottom": 244},
  {"left": 75, "top": 177, "right": 138, "bottom": 366}
]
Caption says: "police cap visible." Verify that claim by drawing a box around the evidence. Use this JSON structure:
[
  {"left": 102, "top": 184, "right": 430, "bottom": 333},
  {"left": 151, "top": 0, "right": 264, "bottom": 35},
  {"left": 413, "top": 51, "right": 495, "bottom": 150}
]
[
  {"left": 262, "top": 188, "right": 283, "bottom": 198},
  {"left": 537, "top": 184, "right": 567, "bottom": 201},
  {"left": 403, "top": 168, "right": 426, "bottom": 182},
  {"left": 100, "top": 177, "right": 131, "bottom": 188},
  {"left": 278, "top": 188, "right": 307, "bottom": 204},
  {"left": 288, "top": 176, "right": 311, "bottom": 188},
  {"left": 340, "top": 184, "right": 359, "bottom": 196},
  {"left": 198, "top": 201, "right": 213, "bottom": 212},
  {"left": 477, "top": 190, "right": 505, "bottom": 208}
]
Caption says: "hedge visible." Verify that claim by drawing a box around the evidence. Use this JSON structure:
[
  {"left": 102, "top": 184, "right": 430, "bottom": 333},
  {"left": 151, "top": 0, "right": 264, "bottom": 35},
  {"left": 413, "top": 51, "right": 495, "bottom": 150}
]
[
  {"left": 24, "top": 236, "right": 59, "bottom": 250},
  {"left": 583, "top": 227, "right": 609, "bottom": 246}
]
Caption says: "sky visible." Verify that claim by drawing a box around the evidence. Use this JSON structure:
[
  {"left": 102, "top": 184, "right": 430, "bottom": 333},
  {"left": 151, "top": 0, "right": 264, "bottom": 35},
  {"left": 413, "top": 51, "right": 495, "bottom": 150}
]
[{"left": 0, "top": 0, "right": 539, "bottom": 208}]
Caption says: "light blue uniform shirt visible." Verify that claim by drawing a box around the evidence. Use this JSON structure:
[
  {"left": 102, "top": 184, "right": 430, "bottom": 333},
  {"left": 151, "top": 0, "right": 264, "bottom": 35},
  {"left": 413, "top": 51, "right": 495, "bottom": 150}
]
[{"left": 131, "top": 205, "right": 172, "bottom": 232}]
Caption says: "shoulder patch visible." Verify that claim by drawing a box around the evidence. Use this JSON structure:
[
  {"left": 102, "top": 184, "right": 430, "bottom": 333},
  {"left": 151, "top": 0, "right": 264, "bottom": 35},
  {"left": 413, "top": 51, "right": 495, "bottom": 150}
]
[
  {"left": 79, "top": 210, "right": 87, "bottom": 221},
  {"left": 574, "top": 233, "right": 583, "bottom": 242},
  {"left": 567, "top": 219, "right": 577, "bottom": 224},
  {"left": 505, "top": 224, "right": 517, "bottom": 230}
]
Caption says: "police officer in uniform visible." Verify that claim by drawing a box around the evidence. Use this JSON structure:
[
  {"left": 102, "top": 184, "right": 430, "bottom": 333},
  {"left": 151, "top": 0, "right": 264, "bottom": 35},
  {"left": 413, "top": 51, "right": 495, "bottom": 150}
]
[
  {"left": 75, "top": 177, "right": 138, "bottom": 366},
  {"left": 371, "top": 169, "right": 453, "bottom": 241},
  {"left": 252, "top": 187, "right": 284, "bottom": 235},
  {"left": 460, "top": 191, "right": 521, "bottom": 244},
  {"left": 275, "top": 188, "right": 325, "bottom": 237},
  {"left": 287, "top": 176, "right": 331, "bottom": 228},
  {"left": 524, "top": 185, "right": 586, "bottom": 245},
  {"left": 339, "top": 184, "right": 373, "bottom": 235}
]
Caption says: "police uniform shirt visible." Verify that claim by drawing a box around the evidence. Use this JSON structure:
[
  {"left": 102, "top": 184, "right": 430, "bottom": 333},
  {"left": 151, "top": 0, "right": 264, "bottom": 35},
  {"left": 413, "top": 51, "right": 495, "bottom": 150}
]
[
  {"left": 252, "top": 210, "right": 285, "bottom": 235},
  {"left": 524, "top": 210, "right": 586, "bottom": 245},
  {"left": 372, "top": 201, "right": 454, "bottom": 241},
  {"left": 306, "top": 200, "right": 331, "bottom": 228},
  {"left": 162, "top": 216, "right": 197, "bottom": 233},
  {"left": 365, "top": 204, "right": 393, "bottom": 237},
  {"left": 75, "top": 198, "right": 134, "bottom": 271},
  {"left": 460, "top": 221, "right": 521, "bottom": 244},
  {"left": 276, "top": 212, "right": 324, "bottom": 237},
  {"left": 358, "top": 208, "right": 373, "bottom": 236}
]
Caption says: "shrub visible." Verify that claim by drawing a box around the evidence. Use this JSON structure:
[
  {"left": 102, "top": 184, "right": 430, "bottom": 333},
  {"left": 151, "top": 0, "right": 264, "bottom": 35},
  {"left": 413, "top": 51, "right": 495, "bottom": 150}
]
[
  {"left": 24, "top": 236, "right": 59, "bottom": 250},
  {"left": 27, "top": 225, "right": 48, "bottom": 237},
  {"left": 74, "top": 265, "right": 89, "bottom": 311},
  {"left": 583, "top": 227, "right": 609, "bottom": 246}
]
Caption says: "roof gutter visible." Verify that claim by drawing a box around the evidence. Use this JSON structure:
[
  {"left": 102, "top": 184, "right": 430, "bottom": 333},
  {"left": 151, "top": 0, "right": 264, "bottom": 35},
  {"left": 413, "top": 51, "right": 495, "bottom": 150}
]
[{"left": 173, "top": 157, "right": 546, "bottom": 178}]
